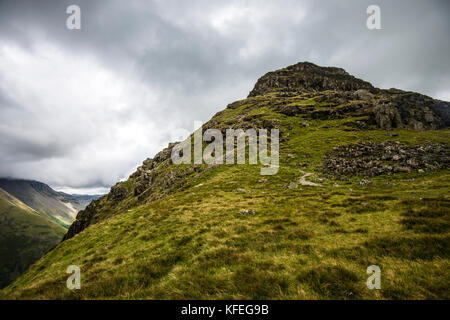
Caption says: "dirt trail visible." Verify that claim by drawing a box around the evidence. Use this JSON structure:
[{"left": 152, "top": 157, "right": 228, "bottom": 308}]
[{"left": 298, "top": 170, "right": 322, "bottom": 187}]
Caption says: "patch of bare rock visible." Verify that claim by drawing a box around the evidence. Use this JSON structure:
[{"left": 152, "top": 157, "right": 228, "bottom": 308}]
[{"left": 323, "top": 141, "right": 450, "bottom": 177}]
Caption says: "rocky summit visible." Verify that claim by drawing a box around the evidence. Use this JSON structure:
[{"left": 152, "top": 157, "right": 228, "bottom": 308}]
[
  {"left": 2, "top": 62, "right": 449, "bottom": 300},
  {"left": 248, "top": 62, "right": 375, "bottom": 97}
]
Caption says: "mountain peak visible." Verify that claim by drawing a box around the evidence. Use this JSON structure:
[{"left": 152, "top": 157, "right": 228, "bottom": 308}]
[{"left": 248, "top": 61, "right": 375, "bottom": 97}]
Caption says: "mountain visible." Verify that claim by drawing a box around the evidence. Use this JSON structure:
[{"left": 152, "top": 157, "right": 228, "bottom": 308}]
[
  {"left": 0, "top": 188, "right": 66, "bottom": 288},
  {"left": 1, "top": 62, "right": 449, "bottom": 299},
  {"left": 0, "top": 178, "right": 102, "bottom": 228},
  {"left": 0, "top": 180, "right": 102, "bottom": 289}
]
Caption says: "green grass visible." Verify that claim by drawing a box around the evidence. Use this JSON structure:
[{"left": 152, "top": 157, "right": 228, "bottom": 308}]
[
  {"left": 0, "top": 179, "right": 77, "bottom": 227},
  {"left": 1, "top": 93, "right": 449, "bottom": 299},
  {"left": 0, "top": 190, "right": 66, "bottom": 289}
]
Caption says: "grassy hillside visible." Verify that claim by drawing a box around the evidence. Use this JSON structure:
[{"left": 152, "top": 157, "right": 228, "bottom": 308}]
[
  {"left": 1, "top": 62, "right": 448, "bottom": 299},
  {"left": 0, "top": 189, "right": 66, "bottom": 289}
]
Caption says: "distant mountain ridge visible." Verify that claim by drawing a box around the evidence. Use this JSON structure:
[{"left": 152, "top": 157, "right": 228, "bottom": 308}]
[
  {"left": 0, "top": 188, "right": 36, "bottom": 214},
  {"left": 0, "top": 178, "right": 102, "bottom": 228},
  {"left": 0, "top": 178, "right": 101, "bottom": 289},
  {"left": 0, "top": 188, "right": 66, "bottom": 288}
]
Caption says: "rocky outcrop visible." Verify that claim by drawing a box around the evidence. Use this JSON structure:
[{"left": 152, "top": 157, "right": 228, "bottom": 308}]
[
  {"left": 247, "top": 62, "right": 448, "bottom": 130},
  {"left": 370, "top": 103, "right": 403, "bottom": 130},
  {"left": 248, "top": 62, "right": 375, "bottom": 97},
  {"left": 109, "top": 183, "right": 127, "bottom": 201},
  {"left": 369, "top": 91, "right": 446, "bottom": 130},
  {"left": 353, "top": 89, "right": 374, "bottom": 101},
  {"left": 62, "top": 199, "right": 102, "bottom": 241},
  {"left": 323, "top": 142, "right": 450, "bottom": 177},
  {"left": 431, "top": 101, "right": 450, "bottom": 126}
]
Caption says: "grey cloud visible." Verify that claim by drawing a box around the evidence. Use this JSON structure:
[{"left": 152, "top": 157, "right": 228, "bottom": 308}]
[{"left": 0, "top": 0, "right": 448, "bottom": 192}]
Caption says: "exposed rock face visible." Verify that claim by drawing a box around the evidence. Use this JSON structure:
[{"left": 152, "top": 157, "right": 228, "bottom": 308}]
[
  {"left": 247, "top": 62, "right": 448, "bottom": 130},
  {"left": 353, "top": 89, "right": 374, "bottom": 101},
  {"left": 369, "top": 92, "right": 446, "bottom": 130},
  {"left": 323, "top": 142, "right": 450, "bottom": 177},
  {"left": 371, "top": 103, "right": 403, "bottom": 130},
  {"left": 62, "top": 200, "right": 100, "bottom": 241},
  {"left": 109, "top": 184, "right": 127, "bottom": 201},
  {"left": 431, "top": 101, "right": 450, "bottom": 126},
  {"left": 131, "top": 143, "right": 179, "bottom": 197},
  {"left": 248, "top": 62, "right": 375, "bottom": 97}
]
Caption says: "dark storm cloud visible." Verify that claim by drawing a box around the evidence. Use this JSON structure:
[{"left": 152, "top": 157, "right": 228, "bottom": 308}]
[{"left": 0, "top": 0, "right": 448, "bottom": 193}]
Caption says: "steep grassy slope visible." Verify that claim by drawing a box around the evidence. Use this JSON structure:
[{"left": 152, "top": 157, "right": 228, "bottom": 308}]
[
  {"left": 0, "top": 179, "right": 101, "bottom": 228},
  {"left": 0, "top": 189, "right": 66, "bottom": 288},
  {"left": 1, "top": 62, "right": 449, "bottom": 299}
]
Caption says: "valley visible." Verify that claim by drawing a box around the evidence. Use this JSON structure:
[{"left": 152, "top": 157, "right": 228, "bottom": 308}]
[{"left": 0, "top": 179, "right": 102, "bottom": 288}]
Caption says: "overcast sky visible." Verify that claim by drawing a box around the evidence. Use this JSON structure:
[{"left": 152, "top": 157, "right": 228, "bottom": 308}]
[{"left": 0, "top": 0, "right": 449, "bottom": 194}]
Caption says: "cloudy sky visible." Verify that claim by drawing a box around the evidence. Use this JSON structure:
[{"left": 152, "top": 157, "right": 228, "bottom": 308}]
[{"left": 0, "top": 0, "right": 449, "bottom": 194}]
